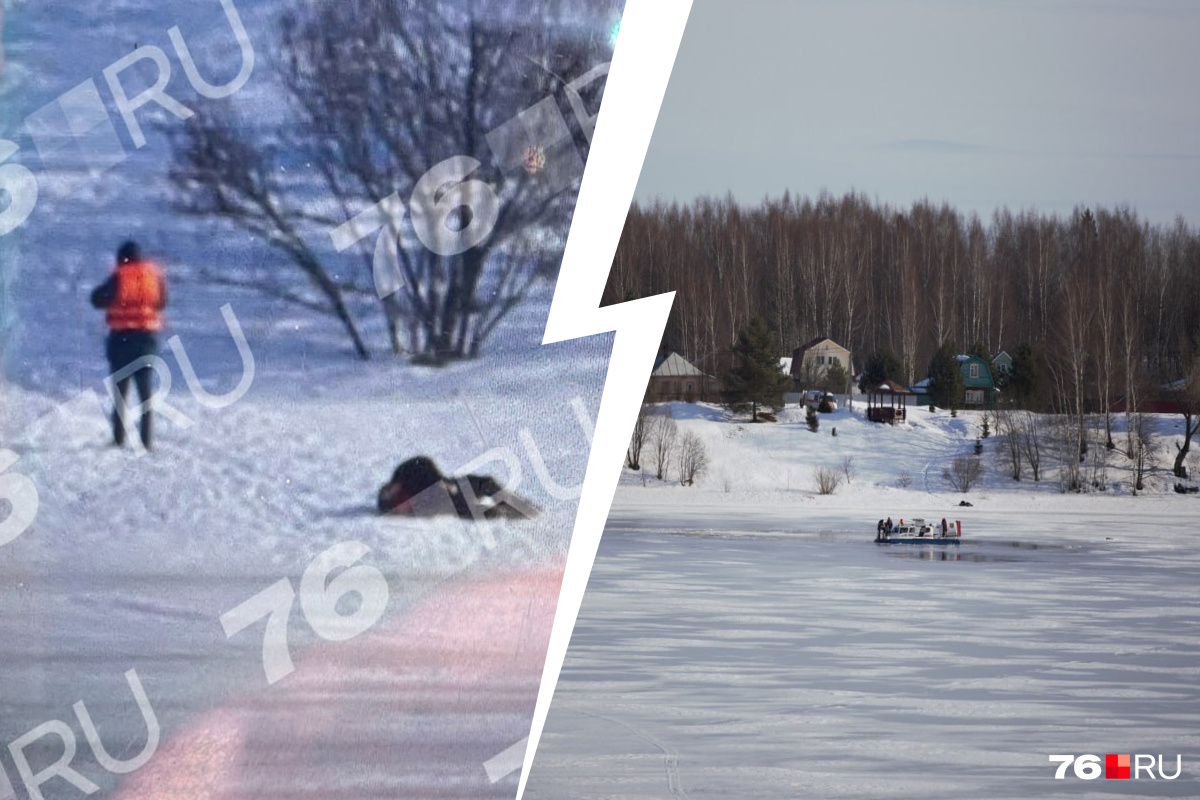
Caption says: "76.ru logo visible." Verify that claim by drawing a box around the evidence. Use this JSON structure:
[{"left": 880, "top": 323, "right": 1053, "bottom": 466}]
[{"left": 1049, "top": 754, "right": 1182, "bottom": 780}]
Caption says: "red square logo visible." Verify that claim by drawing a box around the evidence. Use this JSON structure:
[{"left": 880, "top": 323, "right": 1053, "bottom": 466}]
[{"left": 1106, "top": 754, "right": 1130, "bottom": 779}]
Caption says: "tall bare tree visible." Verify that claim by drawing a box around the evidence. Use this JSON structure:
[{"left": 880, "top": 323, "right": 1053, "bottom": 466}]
[
  {"left": 171, "top": 0, "right": 614, "bottom": 361},
  {"left": 1170, "top": 352, "right": 1200, "bottom": 479},
  {"left": 605, "top": 192, "right": 1200, "bottom": 421}
]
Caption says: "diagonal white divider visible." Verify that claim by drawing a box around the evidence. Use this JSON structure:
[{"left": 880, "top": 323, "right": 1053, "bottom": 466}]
[{"left": 516, "top": 1, "right": 694, "bottom": 797}]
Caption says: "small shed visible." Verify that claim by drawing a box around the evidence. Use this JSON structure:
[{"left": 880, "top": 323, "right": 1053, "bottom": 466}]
[
  {"left": 646, "top": 351, "right": 717, "bottom": 403},
  {"left": 867, "top": 380, "right": 912, "bottom": 424}
]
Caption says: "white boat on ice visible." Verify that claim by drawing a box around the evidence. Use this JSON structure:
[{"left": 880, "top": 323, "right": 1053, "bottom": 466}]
[{"left": 875, "top": 517, "right": 961, "bottom": 544}]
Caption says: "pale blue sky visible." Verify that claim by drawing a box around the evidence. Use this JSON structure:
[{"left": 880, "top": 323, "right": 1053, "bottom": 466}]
[{"left": 635, "top": 0, "right": 1200, "bottom": 224}]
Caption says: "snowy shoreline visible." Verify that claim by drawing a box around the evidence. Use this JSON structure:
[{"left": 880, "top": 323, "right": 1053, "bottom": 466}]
[{"left": 612, "top": 401, "right": 1199, "bottom": 546}]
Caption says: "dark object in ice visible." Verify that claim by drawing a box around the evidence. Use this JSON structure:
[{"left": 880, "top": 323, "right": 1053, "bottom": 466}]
[{"left": 377, "top": 456, "right": 539, "bottom": 520}]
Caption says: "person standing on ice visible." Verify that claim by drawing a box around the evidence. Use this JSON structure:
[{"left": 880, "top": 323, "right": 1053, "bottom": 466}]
[{"left": 90, "top": 240, "right": 167, "bottom": 450}]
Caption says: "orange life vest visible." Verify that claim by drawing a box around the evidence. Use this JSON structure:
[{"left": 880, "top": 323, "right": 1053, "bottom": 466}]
[{"left": 106, "top": 261, "right": 164, "bottom": 332}]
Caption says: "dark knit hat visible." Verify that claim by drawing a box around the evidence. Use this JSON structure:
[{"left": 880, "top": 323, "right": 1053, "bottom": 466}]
[{"left": 117, "top": 240, "right": 142, "bottom": 265}]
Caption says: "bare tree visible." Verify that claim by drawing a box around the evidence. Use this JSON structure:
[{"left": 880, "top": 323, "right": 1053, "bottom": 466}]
[
  {"left": 170, "top": 0, "right": 611, "bottom": 361},
  {"left": 606, "top": 194, "right": 1200, "bottom": 428},
  {"left": 896, "top": 469, "right": 913, "bottom": 488},
  {"left": 1021, "top": 411, "right": 1044, "bottom": 482},
  {"left": 1170, "top": 353, "right": 1200, "bottom": 479},
  {"left": 676, "top": 431, "right": 709, "bottom": 486},
  {"left": 169, "top": 111, "right": 374, "bottom": 358},
  {"left": 626, "top": 401, "right": 650, "bottom": 471},
  {"left": 1057, "top": 247, "right": 1095, "bottom": 468},
  {"left": 1119, "top": 267, "right": 1146, "bottom": 457},
  {"left": 1094, "top": 208, "right": 1142, "bottom": 449},
  {"left": 995, "top": 408, "right": 1023, "bottom": 480},
  {"left": 1050, "top": 413, "right": 1083, "bottom": 492},
  {"left": 814, "top": 466, "right": 842, "bottom": 495},
  {"left": 649, "top": 409, "right": 678, "bottom": 481},
  {"left": 1085, "top": 416, "right": 1109, "bottom": 491},
  {"left": 1129, "top": 413, "right": 1157, "bottom": 493},
  {"left": 943, "top": 456, "right": 983, "bottom": 493},
  {"left": 841, "top": 455, "right": 856, "bottom": 484}
]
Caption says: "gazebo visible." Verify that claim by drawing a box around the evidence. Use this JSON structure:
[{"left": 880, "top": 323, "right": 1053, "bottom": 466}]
[{"left": 867, "top": 380, "right": 912, "bottom": 423}]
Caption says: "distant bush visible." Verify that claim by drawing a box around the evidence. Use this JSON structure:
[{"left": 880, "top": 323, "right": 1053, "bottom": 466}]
[
  {"left": 1130, "top": 414, "right": 1157, "bottom": 493},
  {"left": 625, "top": 402, "right": 650, "bottom": 471},
  {"left": 676, "top": 431, "right": 709, "bottom": 487},
  {"left": 943, "top": 456, "right": 983, "bottom": 492},
  {"left": 806, "top": 405, "right": 819, "bottom": 433},
  {"left": 649, "top": 409, "right": 678, "bottom": 481},
  {"left": 897, "top": 470, "right": 913, "bottom": 488},
  {"left": 814, "top": 466, "right": 842, "bottom": 495}
]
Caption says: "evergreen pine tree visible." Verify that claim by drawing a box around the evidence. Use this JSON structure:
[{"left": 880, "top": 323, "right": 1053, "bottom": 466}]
[
  {"left": 822, "top": 361, "right": 850, "bottom": 396},
  {"left": 723, "top": 316, "right": 791, "bottom": 422},
  {"left": 857, "top": 348, "right": 901, "bottom": 394},
  {"left": 928, "top": 340, "right": 965, "bottom": 410},
  {"left": 806, "top": 404, "right": 819, "bottom": 432}
]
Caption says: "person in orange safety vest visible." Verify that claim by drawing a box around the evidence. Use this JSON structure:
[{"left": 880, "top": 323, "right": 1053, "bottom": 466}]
[{"left": 90, "top": 241, "right": 167, "bottom": 450}]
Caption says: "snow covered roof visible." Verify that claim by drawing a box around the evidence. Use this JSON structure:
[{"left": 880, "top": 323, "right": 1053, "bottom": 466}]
[
  {"left": 651, "top": 351, "right": 706, "bottom": 378},
  {"left": 912, "top": 377, "right": 931, "bottom": 390}
]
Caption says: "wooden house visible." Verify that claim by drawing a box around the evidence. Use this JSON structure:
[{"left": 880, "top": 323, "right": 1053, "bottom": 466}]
[
  {"left": 991, "top": 351, "right": 1013, "bottom": 387},
  {"left": 789, "top": 337, "right": 852, "bottom": 390},
  {"left": 958, "top": 355, "right": 997, "bottom": 406},
  {"left": 910, "top": 355, "right": 998, "bottom": 407},
  {"left": 646, "top": 351, "right": 718, "bottom": 403}
]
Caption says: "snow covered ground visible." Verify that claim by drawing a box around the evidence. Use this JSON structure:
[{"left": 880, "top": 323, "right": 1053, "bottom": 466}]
[
  {"left": 524, "top": 401, "right": 1200, "bottom": 798},
  {"left": 622, "top": 399, "right": 1197, "bottom": 501},
  {"left": 1, "top": 2, "right": 610, "bottom": 798}
]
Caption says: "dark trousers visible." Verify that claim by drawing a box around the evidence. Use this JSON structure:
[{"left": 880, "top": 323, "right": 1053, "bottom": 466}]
[{"left": 106, "top": 331, "right": 159, "bottom": 449}]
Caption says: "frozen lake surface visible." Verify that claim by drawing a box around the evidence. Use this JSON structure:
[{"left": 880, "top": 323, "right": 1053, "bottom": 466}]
[{"left": 526, "top": 509, "right": 1200, "bottom": 799}]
